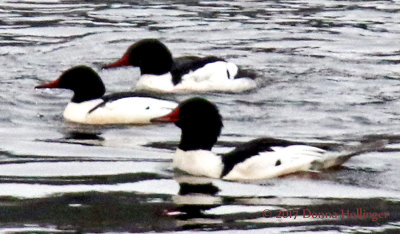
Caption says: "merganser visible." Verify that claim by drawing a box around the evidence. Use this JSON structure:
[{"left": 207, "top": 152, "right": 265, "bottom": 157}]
[
  {"left": 35, "top": 65, "right": 178, "bottom": 125},
  {"left": 102, "top": 39, "right": 257, "bottom": 93},
  {"left": 151, "top": 98, "right": 379, "bottom": 181}
]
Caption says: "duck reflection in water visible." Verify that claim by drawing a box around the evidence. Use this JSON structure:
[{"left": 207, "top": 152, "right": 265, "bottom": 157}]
[{"left": 167, "top": 174, "right": 222, "bottom": 220}]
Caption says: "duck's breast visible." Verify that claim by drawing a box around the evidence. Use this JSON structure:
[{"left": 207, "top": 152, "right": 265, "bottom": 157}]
[
  {"left": 174, "top": 149, "right": 223, "bottom": 179},
  {"left": 136, "top": 73, "right": 175, "bottom": 93}
]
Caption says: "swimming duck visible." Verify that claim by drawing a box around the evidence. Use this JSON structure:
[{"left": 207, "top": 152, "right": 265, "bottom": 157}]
[
  {"left": 103, "top": 39, "right": 257, "bottom": 93},
  {"left": 151, "top": 97, "right": 379, "bottom": 181},
  {"left": 36, "top": 65, "right": 178, "bottom": 125}
]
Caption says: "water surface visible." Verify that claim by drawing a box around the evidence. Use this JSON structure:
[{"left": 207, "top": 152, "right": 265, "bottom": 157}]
[{"left": 1, "top": 0, "right": 400, "bottom": 232}]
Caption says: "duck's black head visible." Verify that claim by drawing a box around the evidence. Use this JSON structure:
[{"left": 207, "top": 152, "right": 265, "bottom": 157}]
[
  {"left": 152, "top": 97, "right": 223, "bottom": 151},
  {"left": 103, "top": 39, "right": 174, "bottom": 75},
  {"left": 35, "top": 65, "right": 106, "bottom": 103}
]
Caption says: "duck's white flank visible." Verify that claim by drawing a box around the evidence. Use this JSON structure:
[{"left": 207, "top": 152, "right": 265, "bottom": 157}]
[
  {"left": 63, "top": 97, "right": 177, "bottom": 124},
  {"left": 173, "top": 145, "right": 342, "bottom": 181},
  {"left": 223, "top": 145, "right": 327, "bottom": 181},
  {"left": 135, "top": 61, "right": 256, "bottom": 93}
]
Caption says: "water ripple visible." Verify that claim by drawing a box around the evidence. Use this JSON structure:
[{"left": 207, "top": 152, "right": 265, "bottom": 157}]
[{"left": 1, "top": 0, "right": 400, "bottom": 232}]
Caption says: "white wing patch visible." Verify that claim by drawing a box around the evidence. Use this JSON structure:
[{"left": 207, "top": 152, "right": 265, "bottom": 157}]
[
  {"left": 182, "top": 61, "right": 235, "bottom": 82},
  {"left": 63, "top": 97, "right": 177, "bottom": 125},
  {"left": 223, "top": 145, "right": 329, "bottom": 181}
]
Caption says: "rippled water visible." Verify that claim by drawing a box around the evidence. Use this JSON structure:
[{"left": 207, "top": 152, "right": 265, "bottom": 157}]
[{"left": 1, "top": 0, "right": 400, "bottom": 232}]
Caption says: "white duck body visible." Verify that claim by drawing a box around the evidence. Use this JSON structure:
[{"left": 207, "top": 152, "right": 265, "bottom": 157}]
[
  {"left": 136, "top": 61, "right": 257, "bottom": 93},
  {"left": 173, "top": 145, "right": 343, "bottom": 181},
  {"left": 63, "top": 97, "right": 178, "bottom": 125}
]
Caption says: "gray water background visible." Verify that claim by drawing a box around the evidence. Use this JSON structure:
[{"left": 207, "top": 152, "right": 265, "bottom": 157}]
[{"left": 1, "top": 0, "right": 400, "bottom": 232}]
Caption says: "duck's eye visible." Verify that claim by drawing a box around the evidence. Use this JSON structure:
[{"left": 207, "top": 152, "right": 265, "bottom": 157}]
[
  {"left": 146, "top": 106, "right": 150, "bottom": 110},
  {"left": 275, "top": 160, "right": 281, "bottom": 166}
]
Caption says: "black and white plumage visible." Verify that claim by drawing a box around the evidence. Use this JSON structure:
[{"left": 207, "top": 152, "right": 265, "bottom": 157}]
[
  {"left": 35, "top": 66, "right": 178, "bottom": 125},
  {"left": 103, "top": 39, "right": 257, "bottom": 93},
  {"left": 151, "top": 98, "right": 379, "bottom": 181}
]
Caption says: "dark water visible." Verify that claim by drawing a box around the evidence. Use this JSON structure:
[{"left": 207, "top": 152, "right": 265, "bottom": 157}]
[{"left": 1, "top": 0, "right": 400, "bottom": 232}]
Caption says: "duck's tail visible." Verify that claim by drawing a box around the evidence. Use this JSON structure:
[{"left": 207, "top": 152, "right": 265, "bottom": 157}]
[{"left": 311, "top": 140, "right": 387, "bottom": 170}]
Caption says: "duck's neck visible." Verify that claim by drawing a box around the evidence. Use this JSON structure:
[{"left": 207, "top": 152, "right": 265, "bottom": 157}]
[
  {"left": 178, "top": 128, "right": 220, "bottom": 152},
  {"left": 71, "top": 88, "right": 105, "bottom": 103},
  {"left": 140, "top": 64, "right": 172, "bottom": 76},
  {"left": 139, "top": 52, "right": 174, "bottom": 76}
]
